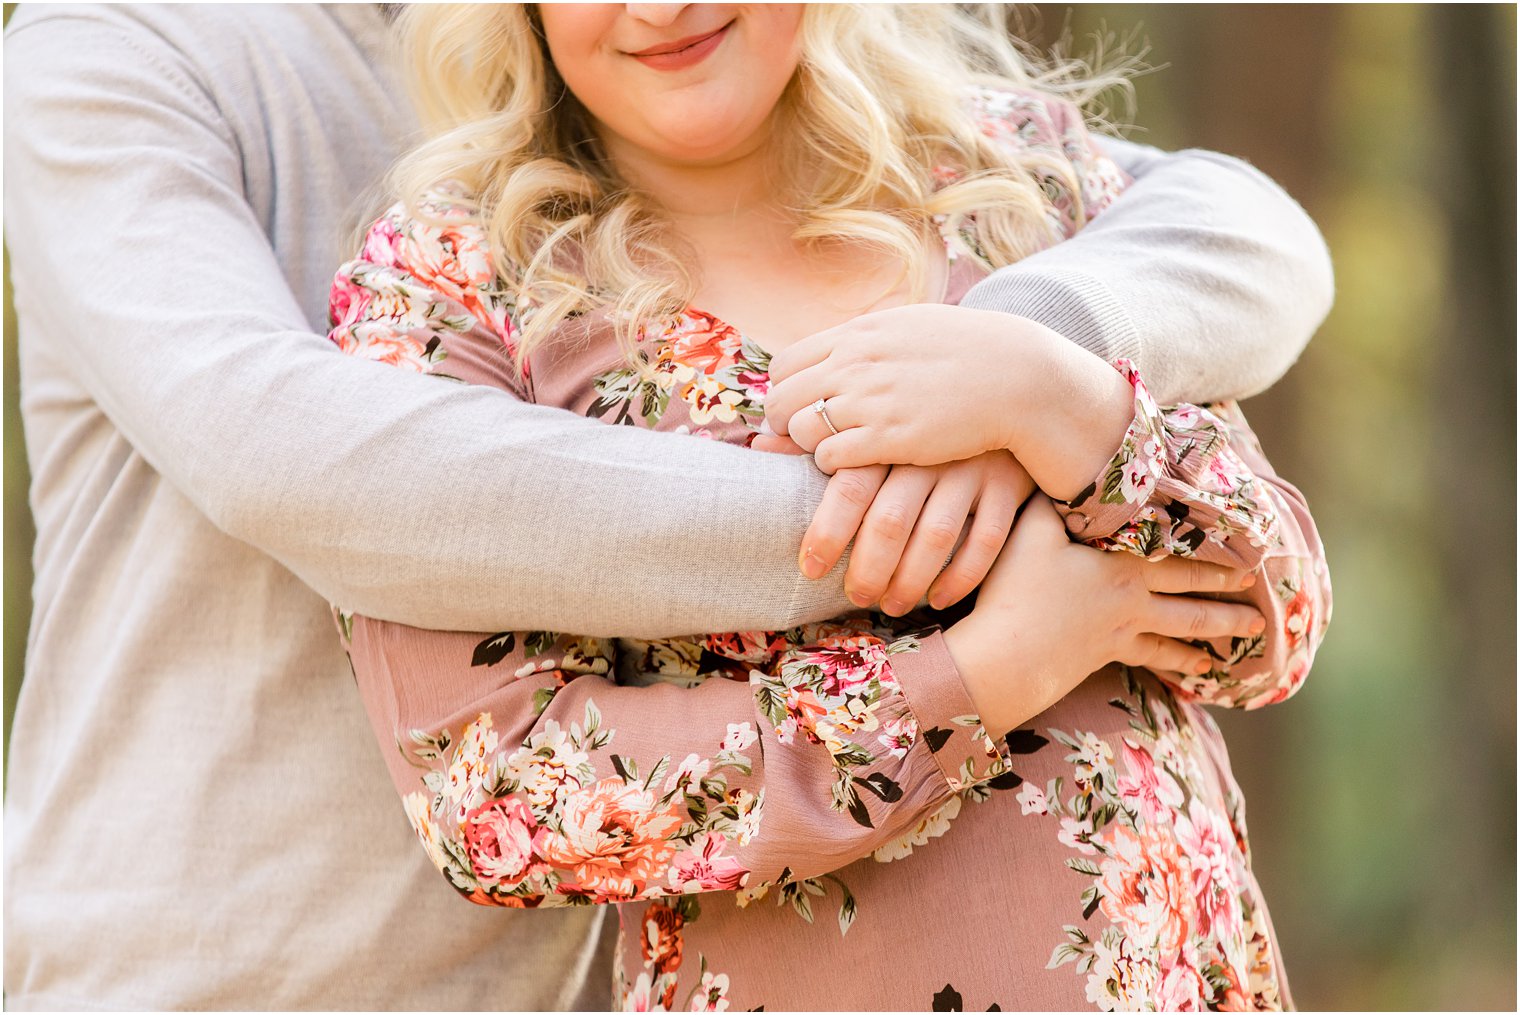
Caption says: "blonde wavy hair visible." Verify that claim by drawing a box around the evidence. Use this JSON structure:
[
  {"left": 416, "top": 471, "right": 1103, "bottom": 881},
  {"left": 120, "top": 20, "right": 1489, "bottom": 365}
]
[{"left": 389, "top": 3, "right": 1133, "bottom": 369}]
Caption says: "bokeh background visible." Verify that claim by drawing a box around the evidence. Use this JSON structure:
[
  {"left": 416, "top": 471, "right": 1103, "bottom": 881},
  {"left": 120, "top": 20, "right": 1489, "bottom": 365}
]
[{"left": 4, "top": 4, "right": 1515, "bottom": 1010}]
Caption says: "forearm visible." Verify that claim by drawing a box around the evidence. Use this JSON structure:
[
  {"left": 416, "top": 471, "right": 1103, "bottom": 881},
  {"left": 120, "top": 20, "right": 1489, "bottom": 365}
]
[
  {"left": 3, "top": 12, "right": 855, "bottom": 638},
  {"left": 961, "top": 138, "right": 1334, "bottom": 404},
  {"left": 344, "top": 613, "right": 1010, "bottom": 906}
]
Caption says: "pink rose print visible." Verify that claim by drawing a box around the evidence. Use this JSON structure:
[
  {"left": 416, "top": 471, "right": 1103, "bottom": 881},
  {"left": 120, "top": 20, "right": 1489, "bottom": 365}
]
[
  {"left": 462, "top": 796, "right": 541, "bottom": 889},
  {"left": 1283, "top": 587, "right": 1314, "bottom": 650},
  {"left": 359, "top": 214, "right": 403, "bottom": 267},
  {"left": 328, "top": 274, "right": 371, "bottom": 332},
  {"left": 808, "top": 640, "right": 894, "bottom": 697},
  {"left": 1174, "top": 807, "right": 1245, "bottom": 940},
  {"left": 665, "top": 312, "right": 744, "bottom": 374},
  {"left": 1155, "top": 961, "right": 1209, "bottom": 1012},
  {"left": 1115, "top": 737, "right": 1184, "bottom": 825},
  {"left": 1097, "top": 824, "right": 1197, "bottom": 959}
]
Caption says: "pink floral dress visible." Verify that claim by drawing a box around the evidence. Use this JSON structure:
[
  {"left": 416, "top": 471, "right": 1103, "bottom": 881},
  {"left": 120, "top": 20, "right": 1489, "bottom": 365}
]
[{"left": 326, "top": 87, "right": 1331, "bottom": 1012}]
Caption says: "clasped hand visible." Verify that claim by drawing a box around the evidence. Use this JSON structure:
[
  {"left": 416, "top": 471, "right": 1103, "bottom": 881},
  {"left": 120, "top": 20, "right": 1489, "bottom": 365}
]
[
  {"left": 754, "top": 302, "right": 1136, "bottom": 612},
  {"left": 752, "top": 303, "right": 1264, "bottom": 725}
]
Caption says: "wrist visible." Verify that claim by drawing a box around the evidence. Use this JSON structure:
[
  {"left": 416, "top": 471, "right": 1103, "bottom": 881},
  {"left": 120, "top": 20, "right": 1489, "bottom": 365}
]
[
  {"left": 943, "top": 612, "right": 1031, "bottom": 739},
  {"left": 965, "top": 309, "right": 1060, "bottom": 455},
  {"left": 945, "top": 607, "right": 1095, "bottom": 739},
  {"left": 1006, "top": 344, "right": 1136, "bottom": 502}
]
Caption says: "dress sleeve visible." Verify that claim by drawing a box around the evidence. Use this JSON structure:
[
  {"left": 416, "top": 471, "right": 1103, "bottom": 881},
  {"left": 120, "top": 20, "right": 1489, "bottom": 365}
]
[
  {"left": 330, "top": 193, "right": 532, "bottom": 399},
  {"left": 339, "top": 611, "right": 1011, "bottom": 908},
  {"left": 964, "top": 84, "right": 1130, "bottom": 244},
  {"left": 1055, "top": 361, "right": 1333, "bottom": 710}
]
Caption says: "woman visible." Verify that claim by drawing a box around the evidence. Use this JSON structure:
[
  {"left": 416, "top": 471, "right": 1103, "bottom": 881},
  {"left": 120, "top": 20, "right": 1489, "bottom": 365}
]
[{"left": 329, "top": 5, "right": 1331, "bottom": 1010}]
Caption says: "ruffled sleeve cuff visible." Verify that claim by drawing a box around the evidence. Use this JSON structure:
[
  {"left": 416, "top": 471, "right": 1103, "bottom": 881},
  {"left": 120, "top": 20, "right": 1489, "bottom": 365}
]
[
  {"left": 1052, "top": 359, "right": 1168, "bottom": 545},
  {"left": 888, "top": 628, "right": 1012, "bottom": 793},
  {"left": 1053, "top": 359, "right": 1280, "bottom": 568}
]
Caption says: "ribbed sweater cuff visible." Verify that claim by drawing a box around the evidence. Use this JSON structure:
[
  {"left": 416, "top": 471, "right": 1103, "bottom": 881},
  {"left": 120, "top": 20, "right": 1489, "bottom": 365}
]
[{"left": 957, "top": 268, "right": 1144, "bottom": 367}]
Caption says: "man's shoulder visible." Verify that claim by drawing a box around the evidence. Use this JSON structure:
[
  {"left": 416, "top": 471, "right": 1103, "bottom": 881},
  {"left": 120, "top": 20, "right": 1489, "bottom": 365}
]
[
  {"left": 5, "top": 4, "right": 393, "bottom": 99},
  {"left": 6, "top": 3, "right": 387, "bottom": 44}
]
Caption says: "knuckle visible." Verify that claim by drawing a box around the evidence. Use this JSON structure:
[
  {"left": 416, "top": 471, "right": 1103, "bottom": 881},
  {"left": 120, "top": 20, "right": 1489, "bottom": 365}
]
[
  {"left": 971, "top": 526, "right": 1007, "bottom": 558},
  {"left": 866, "top": 504, "right": 914, "bottom": 543},
  {"left": 832, "top": 471, "right": 879, "bottom": 509},
  {"left": 920, "top": 515, "right": 963, "bottom": 550},
  {"left": 851, "top": 573, "right": 888, "bottom": 602},
  {"left": 886, "top": 577, "right": 927, "bottom": 606},
  {"left": 1188, "top": 602, "right": 1210, "bottom": 636}
]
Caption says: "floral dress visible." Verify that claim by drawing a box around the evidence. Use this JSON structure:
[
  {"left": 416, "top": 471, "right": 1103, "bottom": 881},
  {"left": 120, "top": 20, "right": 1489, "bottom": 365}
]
[{"left": 326, "top": 88, "right": 1331, "bottom": 1012}]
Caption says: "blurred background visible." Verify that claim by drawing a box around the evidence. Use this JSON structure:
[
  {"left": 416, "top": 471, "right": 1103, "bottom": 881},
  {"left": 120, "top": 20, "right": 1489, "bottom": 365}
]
[{"left": 4, "top": 3, "right": 1515, "bottom": 1010}]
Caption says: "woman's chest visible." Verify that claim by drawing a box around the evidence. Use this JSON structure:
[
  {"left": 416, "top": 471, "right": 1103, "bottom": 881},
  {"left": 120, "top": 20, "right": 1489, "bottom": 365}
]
[
  {"left": 529, "top": 309, "right": 772, "bottom": 444},
  {"left": 526, "top": 249, "right": 988, "bottom": 443}
]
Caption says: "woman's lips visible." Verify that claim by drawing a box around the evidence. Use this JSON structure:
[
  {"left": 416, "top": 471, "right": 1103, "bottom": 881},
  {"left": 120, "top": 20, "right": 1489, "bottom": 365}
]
[{"left": 625, "top": 22, "right": 732, "bottom": 71}]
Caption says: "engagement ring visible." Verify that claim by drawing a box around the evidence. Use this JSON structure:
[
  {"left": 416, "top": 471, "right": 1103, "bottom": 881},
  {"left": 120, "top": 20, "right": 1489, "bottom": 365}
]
[{"left": 811, "top": 397, "right": 840, "bottom": 436}]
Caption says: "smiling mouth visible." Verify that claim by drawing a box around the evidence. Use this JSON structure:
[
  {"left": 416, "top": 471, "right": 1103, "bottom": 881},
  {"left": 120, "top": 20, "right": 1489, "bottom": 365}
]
[{"left": 624, "top": 21, "right": 734, "bottom": 69}]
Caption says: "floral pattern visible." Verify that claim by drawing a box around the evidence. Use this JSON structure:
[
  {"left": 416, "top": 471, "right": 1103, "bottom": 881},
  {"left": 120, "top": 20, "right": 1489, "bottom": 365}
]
[
  {"left": 1031, "top": 671, "right": 1285, "bottom": 1011},
  {"left": 381, "top": 619, "right": 1003, "bottom": 916},
  {"left": 325, "top": 84, "right": 1331, "bottom": 1011}
]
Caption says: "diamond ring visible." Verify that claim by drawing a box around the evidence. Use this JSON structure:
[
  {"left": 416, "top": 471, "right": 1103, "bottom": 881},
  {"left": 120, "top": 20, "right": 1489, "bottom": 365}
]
[{"left": 811, "top": 398, "right": 840, "bottom": 436}]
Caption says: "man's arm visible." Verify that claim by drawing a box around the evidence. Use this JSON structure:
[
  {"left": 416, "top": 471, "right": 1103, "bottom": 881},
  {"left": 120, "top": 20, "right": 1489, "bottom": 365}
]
[
  {"left": 4, "top": 11, "right": 1330, "bottom": 639},
  {"left": 2, "top": 11, "right": 842, "bottom": 639},
  {"left": 961, "top": 134, "right": 1335, "bottom": 404}
]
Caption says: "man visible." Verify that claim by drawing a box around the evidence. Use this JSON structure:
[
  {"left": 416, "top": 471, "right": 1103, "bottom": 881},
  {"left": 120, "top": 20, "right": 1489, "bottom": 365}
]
[{"left": 2, "top": 4, "right": 1330, "bottom": 1010}]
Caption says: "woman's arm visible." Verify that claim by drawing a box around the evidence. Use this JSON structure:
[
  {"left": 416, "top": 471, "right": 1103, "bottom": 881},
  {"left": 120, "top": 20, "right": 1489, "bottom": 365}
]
[
  {"left": 1047, "top": 362, "right": 1332, "bottom": 708},
  {"left": 341, "top": 610, "right": 1009, "bottom": 908},
  {"left": 934, "top": 357, "right": 1329, "bottom": 727},
  {"left": 340, "top": 480, "right": 1266, "bottom": 907}
]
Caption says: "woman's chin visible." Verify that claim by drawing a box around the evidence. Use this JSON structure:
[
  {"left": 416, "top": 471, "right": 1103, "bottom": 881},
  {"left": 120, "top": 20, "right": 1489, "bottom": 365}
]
[{"left": 646, "top": 129, "right": 771, "bottom": 168}]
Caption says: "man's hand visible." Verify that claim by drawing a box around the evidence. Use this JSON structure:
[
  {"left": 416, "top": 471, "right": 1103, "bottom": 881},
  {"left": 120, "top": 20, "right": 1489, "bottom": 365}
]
[{"left": 753, "top": 430, "right": 1035, "bottom": 615}]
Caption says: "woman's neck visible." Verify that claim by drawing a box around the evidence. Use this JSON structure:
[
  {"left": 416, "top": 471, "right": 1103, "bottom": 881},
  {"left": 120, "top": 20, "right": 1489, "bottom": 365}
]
[{"left": 596, "top": 117, "right": 790, "bottom": 243}]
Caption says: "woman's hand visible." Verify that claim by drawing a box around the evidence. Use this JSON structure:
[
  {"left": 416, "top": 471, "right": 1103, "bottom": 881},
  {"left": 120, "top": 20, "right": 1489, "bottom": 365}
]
[
  {"left": 763, "top": 304, "right": 1033, "bottom": 469},
  {"left": 762, "top": 303, "right": 1135, "bottom": 500},
  {"left": 942, "top": 495, "right": 1264, "bottom": 738},
  {"left": 751, "top": 432, "right": 1034, "bottom": 615}
]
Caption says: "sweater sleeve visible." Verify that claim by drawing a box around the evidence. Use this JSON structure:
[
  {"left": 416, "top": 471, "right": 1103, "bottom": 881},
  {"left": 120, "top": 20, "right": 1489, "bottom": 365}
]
[
  {"left": 960, "top": 130, "right": 1335, "bottom": 405},
  {"left": 341, "top": 611, "right": 1010, "bottom": 907},
  {"left": 0, "top": 10, "right": 854, "bottom": 639},
  {"left": 1055, "top": 361, "right": 1333, "bottom": 709}
]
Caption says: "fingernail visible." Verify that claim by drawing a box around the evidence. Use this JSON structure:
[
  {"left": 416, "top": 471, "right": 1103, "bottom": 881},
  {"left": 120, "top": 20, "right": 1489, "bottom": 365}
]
[
  {"left": 1241, "top": 573, "right": 1256, "bottom": 589},
  {"left": 800, "top": 549, "right": 826, "bottom": 580},
  {"left": 1194, "top": 659, "right": 1211, "bottom": 674},
  {"left": 882, "top": 598, "right": 907, "bottom": 617},
  {"left": 928, "top": 592, "right": 947, "bottom": 611},
  {"left": 1249, "top": 617, "right": 1266, "bottom": 635},
  {"left": 847, "top": 589, "right": 872, "bottom": 608}
]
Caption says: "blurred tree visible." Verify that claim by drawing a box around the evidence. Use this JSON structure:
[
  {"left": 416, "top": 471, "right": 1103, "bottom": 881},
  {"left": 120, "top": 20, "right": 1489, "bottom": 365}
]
[{"left": 1024, "top": 5, "right": 1517, "bottom": 1008}]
